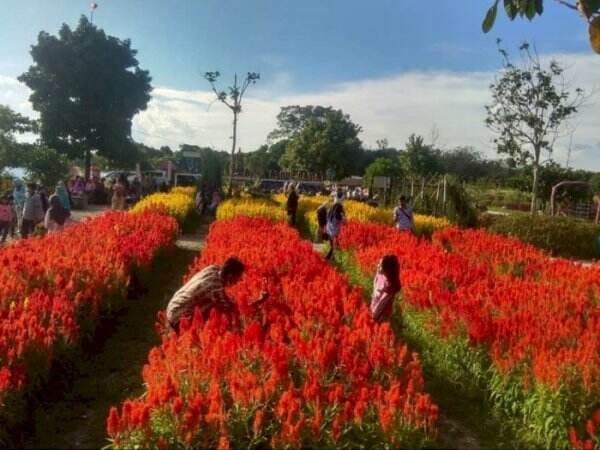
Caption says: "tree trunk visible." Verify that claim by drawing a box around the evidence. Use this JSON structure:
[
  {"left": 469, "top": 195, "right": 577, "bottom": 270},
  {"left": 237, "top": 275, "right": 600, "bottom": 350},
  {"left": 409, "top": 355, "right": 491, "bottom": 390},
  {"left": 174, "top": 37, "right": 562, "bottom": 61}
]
[
  {"left": 228, "top": 111, "right": 238, "bottom": 197},
  {"left": 84, "top": 147, "right": 91, "bottom": 181},
  {"left": 530, "top": 155, "right": 540, "bottom": 215}
]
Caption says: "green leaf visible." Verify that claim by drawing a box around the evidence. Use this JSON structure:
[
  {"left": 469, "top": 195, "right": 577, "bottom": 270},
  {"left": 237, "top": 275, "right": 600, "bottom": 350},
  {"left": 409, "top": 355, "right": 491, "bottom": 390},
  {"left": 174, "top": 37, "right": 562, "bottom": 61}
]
[
  {"left": 504, "top": 0, "right": 518, "bottom": 19},
  {"left": 534, "top": 0, "right": 544, "bottom": 15},
  {"left": 526, "top": 0, "right": 537, "bottom": 19},
  {"left": 483, "top": 1, "right": 500, "bottom": 33},
  {"left": 582, "top": 0, "right": 600, "bottom": 14}
]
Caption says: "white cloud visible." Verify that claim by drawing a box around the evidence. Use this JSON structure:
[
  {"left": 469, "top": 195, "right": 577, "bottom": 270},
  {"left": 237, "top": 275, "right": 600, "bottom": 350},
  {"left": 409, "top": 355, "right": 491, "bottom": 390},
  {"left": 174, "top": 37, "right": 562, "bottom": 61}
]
[{"left": 2, "top": 52, "right": 599, "bottom": 170}]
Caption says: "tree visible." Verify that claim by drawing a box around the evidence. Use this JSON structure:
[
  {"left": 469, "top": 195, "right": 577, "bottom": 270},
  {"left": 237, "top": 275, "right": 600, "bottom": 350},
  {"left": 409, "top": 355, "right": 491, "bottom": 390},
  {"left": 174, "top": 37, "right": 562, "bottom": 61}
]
[
  {"left": 19, "top": 16, "right": 152, "bottom": 180},
  {"left": 20, "top": 145, "right": 69, "bottom": 189},
  {"left": 485, "top": 42, "right": 585, "bottom": 213},
  {"left": 204, "top": 71, "right": 260, "bottom": 195},
  {"left": 482, "top": 0, "right": 600, "bottom": 53},
  {"left": 401, "top": 134, "right": 442, "bottom": 177},
  {"left": 363, "top": 157, "right": 404, "bottom": 189},
  {"left": 269, "top": 105, "right": 336, "bottom": 142},
  {"left": 0, "top": 105, "right": 37, "bottom": 171},
  {"left": 246, "top": 141, "right": 287, "bottom": 177},
  {"left": 279, "top": 107, "right": 363, "bottom": 180}
]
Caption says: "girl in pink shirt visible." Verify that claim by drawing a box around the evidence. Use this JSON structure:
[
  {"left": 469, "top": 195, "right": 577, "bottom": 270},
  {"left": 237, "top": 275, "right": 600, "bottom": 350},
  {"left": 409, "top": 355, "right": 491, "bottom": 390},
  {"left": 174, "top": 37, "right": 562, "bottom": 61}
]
[
  {"left": 0, "top": 196, "right": 14, "bottom": 243},
  {"left": 370, "top": 254, "right": 401, "bottom": 323}
]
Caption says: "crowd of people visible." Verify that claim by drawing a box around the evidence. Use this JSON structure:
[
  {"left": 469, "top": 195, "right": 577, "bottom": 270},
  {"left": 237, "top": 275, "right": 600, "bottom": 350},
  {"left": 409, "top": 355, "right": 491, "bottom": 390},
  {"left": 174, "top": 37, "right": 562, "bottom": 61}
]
[{"left": 0, "top": 172, "right": 180, "bottom": 243}]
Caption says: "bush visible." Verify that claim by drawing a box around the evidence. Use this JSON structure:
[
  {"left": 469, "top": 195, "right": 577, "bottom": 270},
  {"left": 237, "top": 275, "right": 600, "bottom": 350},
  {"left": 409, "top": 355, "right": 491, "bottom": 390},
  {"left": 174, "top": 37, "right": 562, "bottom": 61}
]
[{"left": 487, "top": 215, "right": 600, "bottom": 260}]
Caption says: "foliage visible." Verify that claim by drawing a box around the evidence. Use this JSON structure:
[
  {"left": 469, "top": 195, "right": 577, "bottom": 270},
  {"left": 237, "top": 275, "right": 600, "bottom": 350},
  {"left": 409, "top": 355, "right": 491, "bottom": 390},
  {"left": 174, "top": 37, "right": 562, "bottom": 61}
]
[
  {"left": 485, "top": 42, "right": 585, "bottom": 213},
  {"left": 0, "top": 210, "right": 177, "bottom": 445},
  {"left": 131, "top": 189, "right": 195, "bottom": 225},
  {"left": 337, "top": 220, "right": 600, "bottom": 448},
  {"left": 438, "top": 146, "right": 508, "bottom": 181},
  {"left": 0, "top": 105, "right": 37, "bottom": 171},
  {"left": 487, "top": 214, "right": 600, "bottom": 259},
  {"left": 401, "top": 134, "right": 442, "bottom": 177},
  {"left": 444, "top": 177, "right": 479, "bottom": 227},
  {"left": 107, "top": 216, "right": 438, "bottom": 449},
  {"left": 279, "top": 107, "right": 363, "bottom": 180},
  {"left": 363, "top": 157, "right": 404, "bottom": 189},
  {"left": 18, "top": 16, "right": 152, "bottom": 176},
  {"left": 243, "top": 141, "right": 288, "bottom": 177},
  {"left": 19, "top": 145, "right": 69, "bottom": 188},
  {"left": 482, "top": 0, "right": 600, "bottom": 55}
]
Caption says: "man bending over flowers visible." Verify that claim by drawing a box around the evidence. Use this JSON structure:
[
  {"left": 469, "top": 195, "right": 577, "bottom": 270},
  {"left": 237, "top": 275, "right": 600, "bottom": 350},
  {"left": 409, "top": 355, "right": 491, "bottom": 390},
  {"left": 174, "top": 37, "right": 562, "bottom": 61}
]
[{"left": 166, "top": 257, "right": 268, "bottom": 331}]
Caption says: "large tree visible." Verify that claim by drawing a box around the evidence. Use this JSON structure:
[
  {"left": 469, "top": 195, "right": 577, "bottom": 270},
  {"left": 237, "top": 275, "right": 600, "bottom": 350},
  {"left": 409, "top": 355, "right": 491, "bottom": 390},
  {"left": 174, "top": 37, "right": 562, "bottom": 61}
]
[
  {"left": 19, "top": 16, "right": 152, "bottom": 179},
  {"left": 485, "top": 43, "right": 585, "bottom": 213},
  {"left": 278, "top": 107, "right": 363, "bottom": 180},
  {"left": 482, "top": 0, "right": 600, "bottom": 53}
]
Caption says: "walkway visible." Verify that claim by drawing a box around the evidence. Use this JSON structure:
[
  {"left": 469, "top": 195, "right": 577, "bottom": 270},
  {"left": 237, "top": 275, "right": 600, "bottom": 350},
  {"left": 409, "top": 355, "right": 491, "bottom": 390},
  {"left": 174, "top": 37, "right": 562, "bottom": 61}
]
[{"left": 24, "top": 227, "right": 206, "bottom": 449}]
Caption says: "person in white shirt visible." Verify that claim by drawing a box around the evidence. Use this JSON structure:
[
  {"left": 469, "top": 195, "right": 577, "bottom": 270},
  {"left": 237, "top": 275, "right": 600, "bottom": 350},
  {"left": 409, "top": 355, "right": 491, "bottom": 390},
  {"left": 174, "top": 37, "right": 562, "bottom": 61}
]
[
  {"left": 44, "top": 194, "right": 73, "bottom": 233},
  {"left": 393, "top": 195, "right": 415, "bottom": 234}
]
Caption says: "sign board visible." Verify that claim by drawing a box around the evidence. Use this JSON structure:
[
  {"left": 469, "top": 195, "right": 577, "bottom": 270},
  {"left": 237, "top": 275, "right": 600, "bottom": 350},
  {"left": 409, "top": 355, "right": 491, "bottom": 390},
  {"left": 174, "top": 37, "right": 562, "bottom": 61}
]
[{"left": 373, "top": 176, "right": 391, "bottom": 189}]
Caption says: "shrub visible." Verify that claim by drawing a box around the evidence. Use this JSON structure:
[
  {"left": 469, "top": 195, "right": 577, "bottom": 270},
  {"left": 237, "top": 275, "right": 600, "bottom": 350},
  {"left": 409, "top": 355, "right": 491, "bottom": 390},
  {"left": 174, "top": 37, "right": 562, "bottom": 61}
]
[
  {"left": 487, "top": 215, "right": 600, "bottom": 260},
  {"left": 131, "top": 192, "right": 195, "bottom": 225}
]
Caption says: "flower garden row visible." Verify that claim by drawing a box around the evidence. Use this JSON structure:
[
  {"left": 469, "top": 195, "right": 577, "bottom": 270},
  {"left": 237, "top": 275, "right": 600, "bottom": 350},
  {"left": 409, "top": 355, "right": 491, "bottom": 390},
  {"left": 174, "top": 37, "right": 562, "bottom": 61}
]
[
  {"left": 0, "top": 188, "right": 195, "bottom": 443},
  {"left": 177, "top": 195, "right": 597, "bottom": 449},
  {"left": 337, "top": 222, "right": 599, "bottom": 449},
  {"left": 106, "top": 215, "right": 439, "bottom": 449}
]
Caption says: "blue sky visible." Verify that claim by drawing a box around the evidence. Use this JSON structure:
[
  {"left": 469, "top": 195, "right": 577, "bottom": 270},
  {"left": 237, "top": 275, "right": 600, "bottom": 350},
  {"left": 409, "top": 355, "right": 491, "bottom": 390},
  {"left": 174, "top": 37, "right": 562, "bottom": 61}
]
[{"left": 1, "top": 0, "right": 598, "bottom": 169}]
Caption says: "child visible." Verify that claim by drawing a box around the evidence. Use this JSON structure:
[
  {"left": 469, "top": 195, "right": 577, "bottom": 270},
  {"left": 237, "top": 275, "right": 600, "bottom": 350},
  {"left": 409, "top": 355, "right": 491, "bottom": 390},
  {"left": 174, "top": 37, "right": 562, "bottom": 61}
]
[
  {"left": 0, "top": 196, "right": 13, "bottom": 243},
  {"left": 370, "top": 254, "right": 401, "bottom": 323},
  {"left": 316, "top": 202, "right": 329, "bottom": 242}
]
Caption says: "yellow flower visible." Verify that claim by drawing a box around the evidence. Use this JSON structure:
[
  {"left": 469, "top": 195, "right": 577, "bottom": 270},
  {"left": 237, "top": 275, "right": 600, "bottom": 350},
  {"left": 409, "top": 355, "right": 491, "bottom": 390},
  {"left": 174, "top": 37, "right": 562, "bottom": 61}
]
[
  {"left": 217, "top": 198, "right": 286, "bottom": 222},
  {"left": 131, "top": 192, "right": 195, "bottom": 224}
]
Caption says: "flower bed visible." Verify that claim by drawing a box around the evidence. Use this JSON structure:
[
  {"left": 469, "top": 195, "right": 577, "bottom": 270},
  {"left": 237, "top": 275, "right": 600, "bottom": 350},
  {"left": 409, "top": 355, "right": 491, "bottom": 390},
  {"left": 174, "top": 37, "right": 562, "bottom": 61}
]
[
  {"left": 216, "top": 197, "right": 286, "bottom": 222},
  {"left": 0, "top": 211, "right": 178, "bottom": 443},
  {"left": 131, "top": 190, "right": 196, "bottom": 225},
  {"left": 107, "top": 217, "right": 438, "bottom": 449},
  {"left": 337, "top": 221, "right": 599, "bottom": 449}
]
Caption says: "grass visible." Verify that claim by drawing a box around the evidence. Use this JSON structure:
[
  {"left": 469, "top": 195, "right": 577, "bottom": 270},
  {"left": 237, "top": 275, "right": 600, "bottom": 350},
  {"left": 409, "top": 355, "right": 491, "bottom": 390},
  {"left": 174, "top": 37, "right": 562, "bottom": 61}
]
[
  {"left": 22, "top": 245, "right": 200, "bottom": 449},
  {"left": 330, "top": 250, "right": 524, "bottom": 450}
]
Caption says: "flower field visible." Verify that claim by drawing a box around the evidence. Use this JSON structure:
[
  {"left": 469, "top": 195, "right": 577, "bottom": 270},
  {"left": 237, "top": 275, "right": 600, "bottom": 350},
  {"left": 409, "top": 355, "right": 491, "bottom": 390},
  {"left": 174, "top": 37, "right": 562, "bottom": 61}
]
[
  {"left": 216, "top": 197, "right": 286, "bottom": 222},
  {"left": 131, "top": 189, "right": 196, "bottom": 224},
  {"left": 337, "top": 221, "right": 600, "bottom": 449},
  {"left": 107, "top": 216, "right": 438, "bottom": 449},
  {"left": 0, "top": 211, "right": 178, "bottom": 443}
]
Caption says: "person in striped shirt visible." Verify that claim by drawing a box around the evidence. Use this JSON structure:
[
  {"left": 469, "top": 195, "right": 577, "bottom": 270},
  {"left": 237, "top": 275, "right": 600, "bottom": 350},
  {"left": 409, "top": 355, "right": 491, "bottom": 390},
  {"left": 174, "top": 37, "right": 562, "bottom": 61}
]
[{"left": 166, "top": 257, "right": 267, "bottom": 331}]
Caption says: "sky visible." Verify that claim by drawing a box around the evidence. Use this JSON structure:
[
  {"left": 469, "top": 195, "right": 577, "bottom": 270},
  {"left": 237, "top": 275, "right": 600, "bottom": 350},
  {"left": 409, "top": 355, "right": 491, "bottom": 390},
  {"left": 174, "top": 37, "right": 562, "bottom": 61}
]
[{"left": 1, "top": 0, "right": 599, "bottom": 170}]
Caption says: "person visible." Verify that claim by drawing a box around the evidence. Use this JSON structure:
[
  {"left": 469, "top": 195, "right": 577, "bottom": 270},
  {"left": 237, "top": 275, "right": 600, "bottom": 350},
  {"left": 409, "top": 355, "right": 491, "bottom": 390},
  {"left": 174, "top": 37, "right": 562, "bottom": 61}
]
[
  {"left": 325, "top": 190, "right": 346, "bottom": 260},
  {"left": 286, "top": 184, "right": 299, "bottom": 226},
  {"left": 111, "top": 176, "right": 127, "bottom": 210},
  {"left": 131, "top": 177, "right": 142, "bottom": 203},
  {"left": 316, "top": 202, "right": 329, "bottom": 243},
  {"left": 208, "top": 190, "right": 221, "bottom": 215},
  {"left": 370, "top": 255, "right": 402, "bottom": 323},
  {"left": 44, "top": 193, "right": 72, "bottom": 233},
  {"left": 195, "top": 186, "right": 204, "bottom": 214},
  {"left": 56, "top": 181, "right": 72, "bottom": 212},
  {"left": 166, "top": 257, "right": 268, "bottom": 331},
  {"left": 393, "top": 195, "right": 415, "bottom": 234},
  {"left": 12, "top": 180, "right": 26, "bottom": 235},
  {"left": 39, "top": 186, "right": 49, "bottom": 213},
  {"left": 0, "top": 195, "right": 13, "bottom": 243},
  {"left": 21, "top": 183, "right": 44, "bottom": 238}
]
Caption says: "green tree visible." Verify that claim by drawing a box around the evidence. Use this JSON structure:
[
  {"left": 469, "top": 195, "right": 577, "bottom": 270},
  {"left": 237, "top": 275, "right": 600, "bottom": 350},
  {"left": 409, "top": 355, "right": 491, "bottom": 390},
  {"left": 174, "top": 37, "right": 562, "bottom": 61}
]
[
  {"left": 0, "top": 105, "right": 37, "bottom": 171},
  {"left": 485, "top": 42, "right": 585, "bottom": 213},
  {"left": 269, "top": 105, "right": 339, "bottom": 141},
  {"left": 279, "top": 107, "right": 363, "bottom": 180},
  {"left": 20, "top": 145, "right": 69, "bottom": 188},
  {"left": 401, "top": 134, "right": 442, "bottom": 176},
  {"left": 482, "top": 0, "right": 600, "bottom": 53},
  {"left": 204, "top": 71, "right": 260, "bottom": 195},
  {"left": 18, "top": 16, "right": 152, "bottom": 180},
  {"left": 363, "top": 157, "right": 403, "bottom": 189}
]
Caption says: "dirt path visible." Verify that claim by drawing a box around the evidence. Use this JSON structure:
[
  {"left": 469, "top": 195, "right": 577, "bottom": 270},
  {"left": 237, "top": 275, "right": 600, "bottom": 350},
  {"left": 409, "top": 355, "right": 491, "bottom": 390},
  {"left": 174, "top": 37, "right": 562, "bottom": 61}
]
[{"left": 24, "top": 229, "right": 206, "bottom": 449}]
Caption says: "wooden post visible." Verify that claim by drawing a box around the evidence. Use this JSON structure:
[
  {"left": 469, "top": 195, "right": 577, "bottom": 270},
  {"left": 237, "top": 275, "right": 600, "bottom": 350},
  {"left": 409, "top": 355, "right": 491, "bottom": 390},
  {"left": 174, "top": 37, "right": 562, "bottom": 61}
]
[
  {"left": 410, "top": 177, "right": 414, "bottom": 198},
  {"left": 442, "top": 176, "right": 447, "bottom": 213}
]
